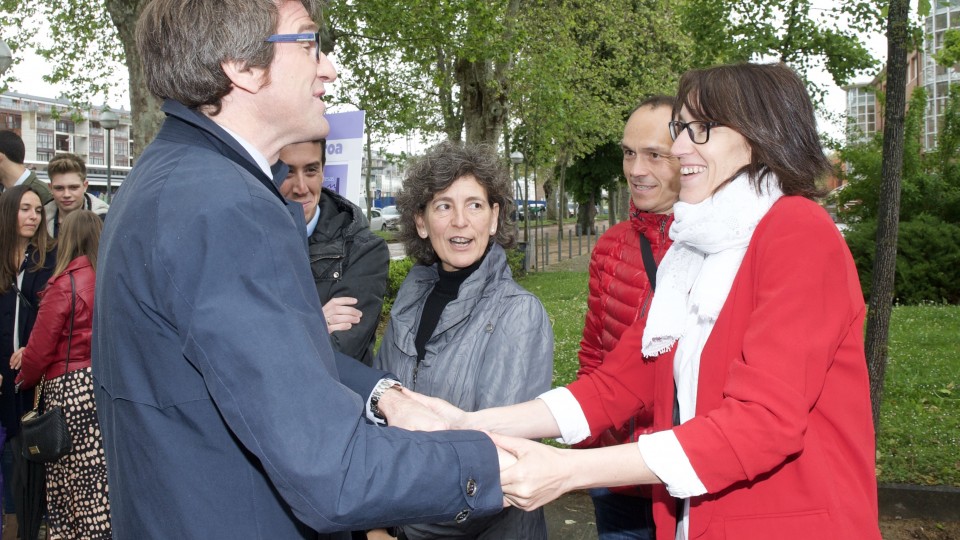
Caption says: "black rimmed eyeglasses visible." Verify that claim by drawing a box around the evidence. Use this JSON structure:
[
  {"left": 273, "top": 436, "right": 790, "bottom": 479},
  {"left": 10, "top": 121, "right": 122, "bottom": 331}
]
[
  {"left": 265, "top": 31, "right": 321, "bottom": 63},
  {"left": 668, "top": 120, "right": 723, "bottom": 145}
]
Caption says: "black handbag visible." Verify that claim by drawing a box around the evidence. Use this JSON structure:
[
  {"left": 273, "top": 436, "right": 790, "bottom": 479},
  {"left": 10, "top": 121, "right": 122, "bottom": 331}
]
[{"left": 20, "top": 274, "right": 76, "bottom": 463}]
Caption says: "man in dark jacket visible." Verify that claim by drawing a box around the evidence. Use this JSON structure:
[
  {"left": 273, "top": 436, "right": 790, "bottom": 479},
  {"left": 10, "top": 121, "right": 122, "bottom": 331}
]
[
  {"left": 92, "top": 1, "right": 503, "bottom": 538},
  {"left": 279, "top": 140, "right": 388, "bottom": 365}
]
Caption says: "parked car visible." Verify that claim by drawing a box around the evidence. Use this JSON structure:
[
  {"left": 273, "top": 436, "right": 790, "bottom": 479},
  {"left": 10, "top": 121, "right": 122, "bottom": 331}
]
[
  {"left": 516, "top": 203, "right": 546, "bottom": 221},
  {"left": 378, "top": 205, "right": 401, "bottom": 231},
  {"left": 368, "top": 207, "right": 383, "bottom": 231}
]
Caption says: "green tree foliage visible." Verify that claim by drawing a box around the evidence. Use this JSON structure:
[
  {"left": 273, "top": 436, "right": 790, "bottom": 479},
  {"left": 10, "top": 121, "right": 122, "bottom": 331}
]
[
  {"left": 328, "top": 0, "right": 521, "bottom": 145},
  {"left": 838, "top": 83, "right": 960, "bottom": 305},
  {"left": 680, "top": 0, "right": 882, "bottom": 100},
  {"left": 563, "top": 141, "right": 622, "bottom": 233},
  {"left": 512, "top": 0, "right": 690, "bottom": 233},
  {"left": 0, "top": 0, "right": 162, "bottom": 153}
]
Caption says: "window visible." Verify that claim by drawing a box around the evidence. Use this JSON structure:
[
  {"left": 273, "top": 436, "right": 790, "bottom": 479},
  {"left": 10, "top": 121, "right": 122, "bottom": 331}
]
[
  {"left": 115, "top": 141, "right": 128, "bottom": 156},
  {"left": 91, "top": 138, "right": 104, "bottom": 154},
  {"left": 55, "top": 120, "right": 75, "bottom": 133},
  {"left": 36, "top": 132, "right": 53, "bottom": 149}
]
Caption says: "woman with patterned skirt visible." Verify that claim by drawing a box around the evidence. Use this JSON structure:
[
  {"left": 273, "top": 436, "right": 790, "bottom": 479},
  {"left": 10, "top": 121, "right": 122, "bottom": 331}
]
[{"left": 13, "top": 210, "right": 110, "bottom": 539}]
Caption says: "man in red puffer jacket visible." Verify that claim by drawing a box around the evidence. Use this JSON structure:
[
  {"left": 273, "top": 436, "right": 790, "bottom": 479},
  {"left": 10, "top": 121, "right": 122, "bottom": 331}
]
[{"left": 576, "top": 95, "right": 680, "bottom": 540}]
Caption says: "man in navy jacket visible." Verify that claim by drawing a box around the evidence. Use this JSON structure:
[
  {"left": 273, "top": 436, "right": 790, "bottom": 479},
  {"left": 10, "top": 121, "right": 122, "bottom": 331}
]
[{"left": 92, "top": 1, "right": 503, "bottom": 538}]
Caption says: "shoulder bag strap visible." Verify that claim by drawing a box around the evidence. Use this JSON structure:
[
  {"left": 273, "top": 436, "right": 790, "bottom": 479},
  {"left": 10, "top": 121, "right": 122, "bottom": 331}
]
[
  {"left": 62, "top": 273, "right": 76, "bottom": 391},
  {"left": 639, "top": 233, "right": 657, "bottom": 291}
]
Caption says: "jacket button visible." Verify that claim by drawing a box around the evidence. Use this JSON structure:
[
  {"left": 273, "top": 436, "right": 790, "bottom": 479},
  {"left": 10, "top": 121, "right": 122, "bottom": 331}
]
[
  {"left": 485, "top": 323, "right": 493, "bottom": 333},
  {"left": 455, "top": 510, "right": 470, "bottom": 523},
  {"left": 465, "top": 478, "right": 477, "bottom": 497},
  {"left": 333, "top": 271, "right": 340, "bottom": 279}
]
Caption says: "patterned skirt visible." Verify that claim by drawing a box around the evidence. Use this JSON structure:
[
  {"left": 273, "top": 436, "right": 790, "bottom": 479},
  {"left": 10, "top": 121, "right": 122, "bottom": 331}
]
[{"left": 43, "top": 367, "right": 111, "bottom": 539}]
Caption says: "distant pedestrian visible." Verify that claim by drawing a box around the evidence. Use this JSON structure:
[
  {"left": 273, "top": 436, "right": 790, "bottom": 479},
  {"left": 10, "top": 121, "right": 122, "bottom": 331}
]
[
  {"left": 0, "top": 132, "right": 52, "bottom": 205},
  {"left": 0, "top": 185, "right": 55, "bottom": 540},
  {"left": 13, "top": 210, "right": 111, "bottom": 539},
  {"left": 43, "top": 154, "right": 109, "bottom": 238}
]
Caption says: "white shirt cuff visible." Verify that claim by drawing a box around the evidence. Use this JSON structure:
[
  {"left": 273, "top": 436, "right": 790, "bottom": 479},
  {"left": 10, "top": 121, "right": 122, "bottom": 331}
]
[
  {"left": 537, "top": 387, "right": 591, "bottom": 445},
  {"left": 637, "top": 430, "right": 708, "bottom": 498}
]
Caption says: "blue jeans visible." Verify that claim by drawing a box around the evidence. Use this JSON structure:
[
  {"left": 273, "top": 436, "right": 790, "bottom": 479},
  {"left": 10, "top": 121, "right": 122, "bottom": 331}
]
[{"left": 589, "top": 488, "right": 654, "bottom": 540}]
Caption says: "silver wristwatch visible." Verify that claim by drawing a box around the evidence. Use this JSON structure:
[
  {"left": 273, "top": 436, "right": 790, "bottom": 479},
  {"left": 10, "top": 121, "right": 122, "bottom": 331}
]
[{"left": 370, "top": 378, "right": 403, "bottom": 422}]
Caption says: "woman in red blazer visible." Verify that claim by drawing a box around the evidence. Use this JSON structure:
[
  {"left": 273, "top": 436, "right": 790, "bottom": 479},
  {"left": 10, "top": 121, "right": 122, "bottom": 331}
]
[
  {"left": 13, "top": 210, "right": 111, "bottom": 539},
  {"left": 407, "top": 62, "right": 881, "bottom": 540}
]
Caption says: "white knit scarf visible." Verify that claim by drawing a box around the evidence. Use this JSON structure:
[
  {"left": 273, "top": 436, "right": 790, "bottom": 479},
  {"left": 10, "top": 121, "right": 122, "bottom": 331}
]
[{"left": 641, "top": 173, "right": 783, "bottom": 357}]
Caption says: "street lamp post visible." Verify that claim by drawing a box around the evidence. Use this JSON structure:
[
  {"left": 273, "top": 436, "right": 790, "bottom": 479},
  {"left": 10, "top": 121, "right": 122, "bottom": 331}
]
[
  {"left": 509, "top": 151, "right": 526, "bottom": 242},
  {"left": 0, "top": 40, "right": 13, "bottom": 76},
  {"left": 100, "top": 107, "right": 120, "bottom": 203}
]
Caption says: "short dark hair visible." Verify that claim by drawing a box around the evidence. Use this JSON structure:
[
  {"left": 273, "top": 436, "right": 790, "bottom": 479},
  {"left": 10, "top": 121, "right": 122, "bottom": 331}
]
[
  {"left": 673, "top": 62, "right": 829, "bottom": 198},
  {"left": 319, "top": 138, "right": 326, "bottom": 167},
  {"left": 0, "top": 131, "right": 26, "bottom": 164},
  {"left": 396, "top": 141, "right": 516, "bottom": 266},
  {"left": 631, "top": 95, "right": 676, "bottom": 116},
  {"left": 47, "top": 153, "right": 87, "bottom": 182},
  {"left": 136, "top": 0, "right": 316, "bottom": 114}
]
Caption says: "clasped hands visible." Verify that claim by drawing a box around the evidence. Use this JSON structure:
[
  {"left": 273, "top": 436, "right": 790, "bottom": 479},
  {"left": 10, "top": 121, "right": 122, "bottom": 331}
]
[{"left": 383, "top": 388, "right": 571, "bottom": 512}]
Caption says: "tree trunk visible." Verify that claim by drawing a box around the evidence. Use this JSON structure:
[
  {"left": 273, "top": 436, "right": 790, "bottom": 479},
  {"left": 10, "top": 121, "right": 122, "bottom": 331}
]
[
  {"left": 106, "top": 0, "right": 164, "bottom": 155},
  {"left": 457, "top": 58, "right": 508, "bottom": 145},
  {"left": 865, "top": 0, "right": 909, "bottom": 430}
]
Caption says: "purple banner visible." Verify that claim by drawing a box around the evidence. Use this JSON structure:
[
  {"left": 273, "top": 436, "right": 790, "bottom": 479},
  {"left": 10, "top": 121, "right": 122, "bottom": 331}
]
[
  {"left": 323, "top": 163, "right": 347, "bottom": 192},
  {"left": 326, "top": 110, "right": 365, "bottom": 140}
]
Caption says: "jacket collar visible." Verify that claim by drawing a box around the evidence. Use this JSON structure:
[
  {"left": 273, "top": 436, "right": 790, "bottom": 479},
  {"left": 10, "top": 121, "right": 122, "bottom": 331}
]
[
  {"left": 393, "top": 244, "right": 510, "bottom": 350},
  {"left": 309, "top": 187, "right": 364, "bottom": 242},
  {"left": 158, "top": 100, "right": 289, "bottom": 205}
]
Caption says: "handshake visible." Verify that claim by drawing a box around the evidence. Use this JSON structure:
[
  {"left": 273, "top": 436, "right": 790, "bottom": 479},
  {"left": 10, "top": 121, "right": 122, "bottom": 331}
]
[{"left": 378, "top": 386, "right": 574, "bottom": 512}]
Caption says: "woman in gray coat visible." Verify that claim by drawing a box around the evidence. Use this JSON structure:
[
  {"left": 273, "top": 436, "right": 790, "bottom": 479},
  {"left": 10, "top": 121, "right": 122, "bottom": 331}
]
[{"left": 372, "top": 142, "right": 553, "bottom": 540}]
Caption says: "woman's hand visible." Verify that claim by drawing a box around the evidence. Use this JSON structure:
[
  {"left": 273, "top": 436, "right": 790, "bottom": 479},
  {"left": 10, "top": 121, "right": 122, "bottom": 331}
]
[
  {"left": 492, "top": 433, "right": 574, "bottom": 511},
  {"left": 9, "top": 347, "right": 25, "bottom": 370},
  {"left": 322, "top": 297, "right": 362, "bottom": 333},
  {"left": 366, "top": 529, "right": 395, "bottom": 540},
  {"left": 400, "top": 388, "right": 469, "bottom": 429}
]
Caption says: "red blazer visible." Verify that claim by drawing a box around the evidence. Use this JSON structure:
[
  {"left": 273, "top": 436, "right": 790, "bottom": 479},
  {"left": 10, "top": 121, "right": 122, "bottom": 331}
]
[
  {"left": 17, "top": 256, "right": 95, "bottom": 389},
  {"left": 569, "top": 197, "right": 880, "bottom": 540}
]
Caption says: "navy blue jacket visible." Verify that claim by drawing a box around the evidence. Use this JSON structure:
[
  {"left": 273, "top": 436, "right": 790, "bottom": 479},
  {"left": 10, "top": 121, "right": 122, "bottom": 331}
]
[{"left": 93, "top": 101, "right": 501, "bottom": 539}]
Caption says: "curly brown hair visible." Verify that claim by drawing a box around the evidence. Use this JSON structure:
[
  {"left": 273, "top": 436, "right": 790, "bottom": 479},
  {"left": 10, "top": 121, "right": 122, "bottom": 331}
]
[{"left": 396, "top": 141, "right": 516, "bottom": 266}]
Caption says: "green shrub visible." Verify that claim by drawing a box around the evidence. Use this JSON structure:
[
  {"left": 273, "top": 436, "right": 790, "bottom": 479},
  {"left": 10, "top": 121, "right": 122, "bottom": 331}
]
[
  {"left": 382, "top": 257, "right": 414, "bottom": 319},
  {"left": 506, "top": 246, "right": 527, "bottom": 278},
  {"left": 845, "top": 215, "right": 960, "bottom": 304}
]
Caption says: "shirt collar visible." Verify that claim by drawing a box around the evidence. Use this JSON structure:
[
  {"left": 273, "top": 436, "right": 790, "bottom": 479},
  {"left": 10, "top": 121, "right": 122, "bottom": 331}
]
[
  {"left": 218, "top": 125, "right": 272, "bottom": 178},
  {"left": 305, "top": 205, "right": 320, "bottom": 236},
  {"left": 14, "top": 169, "right": 31, "bottom": 186}
]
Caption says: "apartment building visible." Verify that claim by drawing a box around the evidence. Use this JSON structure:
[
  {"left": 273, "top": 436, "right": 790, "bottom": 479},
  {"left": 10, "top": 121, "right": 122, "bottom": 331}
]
[{"left": 0, "top": 91, "right": 132, "bottom": 195}]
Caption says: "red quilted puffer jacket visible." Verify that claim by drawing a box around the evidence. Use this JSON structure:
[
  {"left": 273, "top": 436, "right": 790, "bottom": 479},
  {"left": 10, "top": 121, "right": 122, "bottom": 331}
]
[{"left": 575, "top": 204, "right": 673, "bottom": 495}]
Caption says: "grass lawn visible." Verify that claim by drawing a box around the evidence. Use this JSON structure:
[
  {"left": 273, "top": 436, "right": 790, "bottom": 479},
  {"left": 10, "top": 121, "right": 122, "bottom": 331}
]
[{"left": 517, "top": 271, "right": 960, "bottom": 487}]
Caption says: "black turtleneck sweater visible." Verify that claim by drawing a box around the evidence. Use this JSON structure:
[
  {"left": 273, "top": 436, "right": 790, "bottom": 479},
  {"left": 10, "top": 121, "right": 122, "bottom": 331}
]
[{"left": 413, "top": 253, "right": 486, "bottom": 361}]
